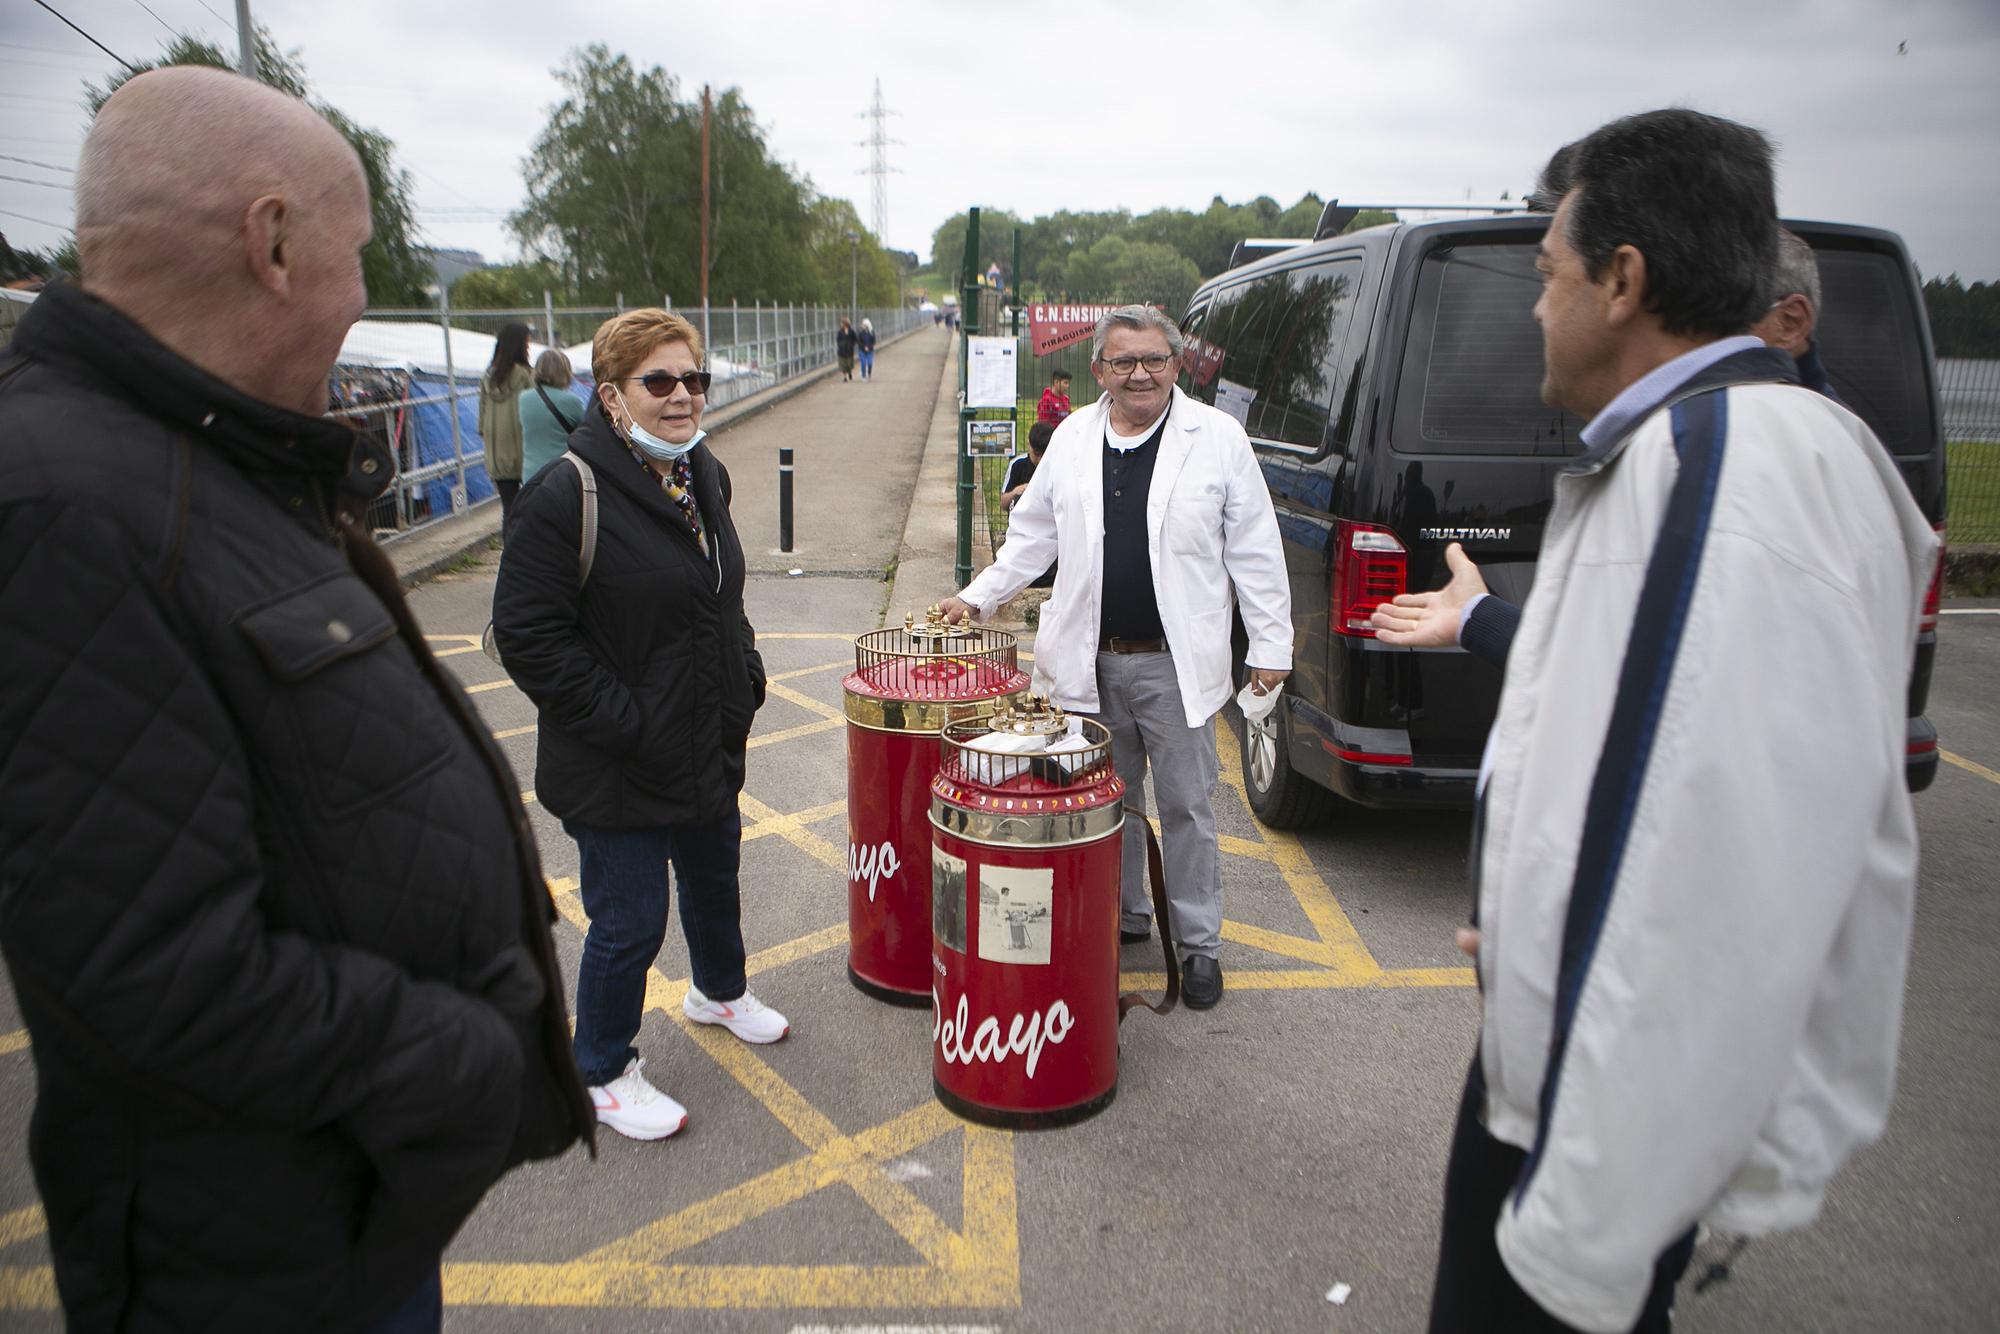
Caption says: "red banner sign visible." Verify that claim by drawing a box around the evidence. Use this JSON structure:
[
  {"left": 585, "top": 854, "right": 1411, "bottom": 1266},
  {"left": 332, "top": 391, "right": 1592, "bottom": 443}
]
[{"left": 1027, "top": 303, "right": 1123, "bottom": 358}]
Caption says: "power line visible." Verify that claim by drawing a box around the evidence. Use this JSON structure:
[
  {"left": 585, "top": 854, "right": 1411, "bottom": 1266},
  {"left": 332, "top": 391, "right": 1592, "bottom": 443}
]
[
  {"left": 28, "top": 0, "right": 137, "bottom": 73},
  {"left": 0, "top": 205, "right": 70, "bottom": 229},
  {"left": 0, "top": 154, "right": 74, "bottom": 174},
  {"left": 127, "top": 0, "right": 179, "bottom": 38},
  {"left": 0, "top": 174, "right": 75, "bottom": 191}
]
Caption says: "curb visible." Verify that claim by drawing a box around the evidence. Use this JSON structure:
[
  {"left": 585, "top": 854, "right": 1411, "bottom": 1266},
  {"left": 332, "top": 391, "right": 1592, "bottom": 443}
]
[{"left": 388, "top": 324, "right": 929, "bottom": 590}]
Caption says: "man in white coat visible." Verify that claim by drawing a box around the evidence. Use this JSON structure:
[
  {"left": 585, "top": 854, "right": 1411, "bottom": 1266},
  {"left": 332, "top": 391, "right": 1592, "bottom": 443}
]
[
  {"left": 1372, "top": 110, "right": 1938, "bottom": 1333},
  {"left": 941, "top": 305, "right": 1292, "bottom": 1009}
]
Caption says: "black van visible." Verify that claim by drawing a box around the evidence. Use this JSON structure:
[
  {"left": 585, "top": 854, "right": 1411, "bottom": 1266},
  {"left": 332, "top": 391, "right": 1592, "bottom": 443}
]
[{"left": 1181, "top": 214, "right": 1947, "bottom": 827}]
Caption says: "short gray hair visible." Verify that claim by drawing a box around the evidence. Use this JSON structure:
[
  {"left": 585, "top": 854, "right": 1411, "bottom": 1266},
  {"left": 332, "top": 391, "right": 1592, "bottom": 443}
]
[
  {"left": 533, "top": 348, "right": 573, "bottom": 389},
  {"left": 1090, "top": 304, "right": 1185, "bottom": 363},
  {"left": 1768, "top": 228, "right": 1822, "bottom": 314}
]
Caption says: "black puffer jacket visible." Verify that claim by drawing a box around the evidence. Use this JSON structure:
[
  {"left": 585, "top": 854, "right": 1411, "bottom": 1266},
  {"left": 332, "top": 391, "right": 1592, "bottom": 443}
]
[
  {"left": 493, "top": 402, "right": 765, "bottom": 829},
  {"left": 0, "top": 284, "right": 592, "bottom": 1333}
]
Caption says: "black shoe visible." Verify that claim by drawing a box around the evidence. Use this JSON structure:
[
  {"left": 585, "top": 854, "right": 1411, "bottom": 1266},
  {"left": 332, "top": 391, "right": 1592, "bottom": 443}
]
[
  {"left": 1119, "top": 926, "right": 1151, "bottom": 945},
  {"left": 1181, "top": 955, "right": 1223, "bottom": 1010}
]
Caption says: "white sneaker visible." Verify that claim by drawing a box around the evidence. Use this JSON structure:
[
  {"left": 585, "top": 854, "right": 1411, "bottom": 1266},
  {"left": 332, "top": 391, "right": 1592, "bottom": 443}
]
[
  {"left": 683, "top": 985, "right": 790, "bottom": 1044},
  {"left": 589, "top": 1057, "right": 687, "bottom": 1141}
]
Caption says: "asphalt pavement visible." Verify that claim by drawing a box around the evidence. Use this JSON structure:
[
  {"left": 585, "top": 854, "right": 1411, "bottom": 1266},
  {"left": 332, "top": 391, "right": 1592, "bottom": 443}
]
[{"left": 0, "top": 333, "right": 1996, "bottom": 1331}]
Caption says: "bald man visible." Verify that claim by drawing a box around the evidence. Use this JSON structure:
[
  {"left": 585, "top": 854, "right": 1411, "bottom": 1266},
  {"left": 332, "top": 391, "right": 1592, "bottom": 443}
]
[{"left": 0, "top": 68, "right": 589, "bottom": 1333}]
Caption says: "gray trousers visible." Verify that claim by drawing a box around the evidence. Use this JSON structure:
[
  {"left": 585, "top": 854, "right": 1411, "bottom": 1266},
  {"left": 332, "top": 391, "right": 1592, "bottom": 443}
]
[{"left": 1089, "top": 651, "right": 1222, "bottom": 959}]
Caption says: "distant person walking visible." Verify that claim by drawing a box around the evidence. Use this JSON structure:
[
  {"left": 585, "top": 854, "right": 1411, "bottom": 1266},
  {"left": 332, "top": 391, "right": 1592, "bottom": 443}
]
[
  {"left": 519, "top": 348, "right": 586, "bottom": 481},
  {"left": 494, "top": 307, "right": 790, "bottom": 1145},
  {"left": 836, "top": 316, "right": 858, "bottom": 381},
  {"left": 479, "top": 321, "right": 535, "bottom": 523},
  {"left": 857, "top": 317, "right": 877, "bottom": 379}
]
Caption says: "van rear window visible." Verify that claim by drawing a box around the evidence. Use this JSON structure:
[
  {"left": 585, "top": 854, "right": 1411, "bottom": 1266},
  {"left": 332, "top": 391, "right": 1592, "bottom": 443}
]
[
  {"left": 1811, "top": 249, "right": 1933, "bottom": 457},
  {"left": 1394, "top": 242, "right": 1584, "bottom": 456}
]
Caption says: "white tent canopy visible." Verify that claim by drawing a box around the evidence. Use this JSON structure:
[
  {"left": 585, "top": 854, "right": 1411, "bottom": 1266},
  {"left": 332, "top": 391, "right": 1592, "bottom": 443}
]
[{"left": 338, "top": 319, "right": 758, "bottom": 384}]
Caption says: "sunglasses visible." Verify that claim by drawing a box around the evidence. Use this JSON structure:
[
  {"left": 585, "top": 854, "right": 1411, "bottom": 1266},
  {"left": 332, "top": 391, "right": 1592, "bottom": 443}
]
[{"left": 622, "top": 369, "right": 712, "bottom": 397}]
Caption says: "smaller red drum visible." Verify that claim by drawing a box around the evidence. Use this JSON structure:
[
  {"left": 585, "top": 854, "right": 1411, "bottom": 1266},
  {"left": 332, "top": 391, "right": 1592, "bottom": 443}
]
[
  {"left": 929, "top": 704, "right": 1125, "bottom": 1128},
  {"left": 842, "top": 613, "right": 1027, "bottom": 1005}
]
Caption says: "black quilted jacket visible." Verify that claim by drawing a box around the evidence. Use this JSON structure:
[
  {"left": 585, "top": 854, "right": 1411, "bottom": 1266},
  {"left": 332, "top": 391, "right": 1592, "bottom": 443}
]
[
  {"left": 492, "top": 402, "right": 765, "bottom": 830},
  {"left": 0, "top": 284, "right": 592, "bottom": 1332}
]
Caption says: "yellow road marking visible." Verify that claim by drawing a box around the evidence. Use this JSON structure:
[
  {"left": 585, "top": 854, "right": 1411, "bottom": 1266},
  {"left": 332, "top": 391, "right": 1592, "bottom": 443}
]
[
  {"left": 0, "top": 1030, "right": 27, "bottom": 1057},
  {"left": 1213, "top": 719, "right": 1387, "bottom": 984},
  {"left": 750, "top": 717, "right": 846, "bottom": 750},
  {"left": 0, "top": 1204, "right": 45, "bottom": 1247},
  {"left": 770, "top": 658, "right": 851, "bottom": 684},
  {"left": 1942, "top": 748, "right": 2000, "bottom": 786},
  {"left": 744, "top": 800, "right": 848, "bottom": 841},
  {"left": 740, "top": 792, "right": 847, "bottom": 872},
  {"left": 423, "top": 634, "right": 483, "bottom": 646},
  {"left": 0, "top": 1268, "right": 53, "bottom": 1307},
  {"left": 491, "top": 723, "right": 537, "bottom": 740},
  {"left": 432, "top": 644, "right": 485, "bottom": 659},
  {"left": 496, "top": 880, "right": 1016, "bottom": 1312},
  {"left": 521, "top": 790, "right": 536, "bottom": 806},
  {"left": 764, "top": 680, "right": 845, "bottom": 723},
  {"left": 466, "top": 678, "right": 515, "bottom": 695}
]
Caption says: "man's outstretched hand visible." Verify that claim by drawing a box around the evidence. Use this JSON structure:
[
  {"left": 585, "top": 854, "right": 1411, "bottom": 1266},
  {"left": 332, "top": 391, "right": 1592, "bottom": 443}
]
[
  {"left": 1370, "top": 543, "right": 1488, "bottom": 648},
  {"left": 937, "top": 596, "right": 976, "bottom": 625}
]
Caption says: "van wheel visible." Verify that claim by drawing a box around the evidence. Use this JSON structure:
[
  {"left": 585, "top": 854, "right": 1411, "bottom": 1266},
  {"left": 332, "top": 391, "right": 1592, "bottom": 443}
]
[{"left": 1238, "top": 692, "right": 1335, "bottom": 829}]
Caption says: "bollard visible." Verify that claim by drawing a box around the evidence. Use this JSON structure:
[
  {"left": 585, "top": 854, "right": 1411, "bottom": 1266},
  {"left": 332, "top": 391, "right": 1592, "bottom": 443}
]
[{"left": 778, "top": 447, "right": 795, "bottom": 553}]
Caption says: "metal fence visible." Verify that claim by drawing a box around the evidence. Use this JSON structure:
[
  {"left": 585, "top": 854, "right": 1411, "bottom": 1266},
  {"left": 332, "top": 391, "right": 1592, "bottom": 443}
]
[
  {"left": 331, "top": 298, "right": 929, "bottom": 540},
  {"left": 1938, "top": 355, "right": 2000, "bottom": 543}
]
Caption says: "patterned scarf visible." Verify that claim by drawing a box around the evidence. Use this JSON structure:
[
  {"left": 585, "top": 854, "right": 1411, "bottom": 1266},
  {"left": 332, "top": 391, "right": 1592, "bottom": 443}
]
[{"left": 623, "top": 440, "right": 707, "bottom": 557}]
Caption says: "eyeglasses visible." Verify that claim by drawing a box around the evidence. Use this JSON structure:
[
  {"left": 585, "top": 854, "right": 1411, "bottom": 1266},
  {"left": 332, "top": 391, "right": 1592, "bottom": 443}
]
[
  {"left": 1097, "top": 353, "right": 1175, "bottom": 376},
  {"left": 623, "top": 370, "right": 712, "bottom": 397}
]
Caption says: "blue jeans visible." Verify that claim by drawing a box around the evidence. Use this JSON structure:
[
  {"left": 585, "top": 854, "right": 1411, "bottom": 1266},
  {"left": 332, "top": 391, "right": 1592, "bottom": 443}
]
[
  {"left": 858, "top": 348, "right": 875, "bottom": 378},
  {"left": 366, "top": 1269, "right": 441, "bottom": 1333},
  {"left": 565, "top": 811, "right": 749, "bottom": 1086}
]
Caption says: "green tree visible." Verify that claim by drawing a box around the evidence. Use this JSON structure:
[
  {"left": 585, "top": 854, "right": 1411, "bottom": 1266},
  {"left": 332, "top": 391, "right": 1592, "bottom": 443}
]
[
  {"left": 84, "top": 29, "right": 431, "bottom": 305},
  {"left": 451, "top": 261, "right": 568, "bottom": 309},
  {"left": 928, "top": 209, "right": 1025, "bottom": 285}
]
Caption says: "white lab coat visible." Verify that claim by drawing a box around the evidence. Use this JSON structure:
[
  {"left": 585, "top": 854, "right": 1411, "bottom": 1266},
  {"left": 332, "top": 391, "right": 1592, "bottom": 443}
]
[{"left": 959, "top": 387, "right": 1291, "bottom": 727}]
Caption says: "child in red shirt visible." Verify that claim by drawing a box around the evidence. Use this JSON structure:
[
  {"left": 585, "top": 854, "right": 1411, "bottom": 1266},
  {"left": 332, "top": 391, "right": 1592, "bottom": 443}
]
[{"left": 1036, "top": 369, "right": 1073, "bottom": 426}]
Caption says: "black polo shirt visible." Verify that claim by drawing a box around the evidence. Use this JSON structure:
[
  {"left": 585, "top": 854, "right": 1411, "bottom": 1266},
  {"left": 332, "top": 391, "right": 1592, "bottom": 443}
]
[{"left": 1098, "top": 410, "right": 1170, "bottom": 643}]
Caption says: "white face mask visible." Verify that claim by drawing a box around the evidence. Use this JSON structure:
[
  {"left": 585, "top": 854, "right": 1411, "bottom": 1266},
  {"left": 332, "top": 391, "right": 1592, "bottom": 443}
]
[{"left": 612, "top": 387, "right": 703, "bottom": 462}]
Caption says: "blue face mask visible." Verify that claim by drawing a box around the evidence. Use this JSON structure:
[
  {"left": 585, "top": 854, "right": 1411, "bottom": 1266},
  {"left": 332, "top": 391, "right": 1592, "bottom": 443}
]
[{"left": 613, "top": 387, "right": 704, "bottom": 462}]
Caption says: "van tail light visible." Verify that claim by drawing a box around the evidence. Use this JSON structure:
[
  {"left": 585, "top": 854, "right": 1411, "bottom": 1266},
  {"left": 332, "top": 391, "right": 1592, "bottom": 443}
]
[
  {"left": 1332, "top": 521, "right": 1408, "bottom": 637},
  {"left": 1919, "top": 523, "right": 1945, "bottom": 635}
]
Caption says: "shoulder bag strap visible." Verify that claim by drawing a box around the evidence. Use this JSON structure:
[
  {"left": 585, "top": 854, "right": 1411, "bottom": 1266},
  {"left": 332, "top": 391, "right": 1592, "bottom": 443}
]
[
  {"left": 535, "top": 382, "right": 579, "bottom": 433},
  {"left": 1117, "top": 820, "right": 1180, "bottom": 1019},
  {"left": 562, "top": 450, "right": 597, "bottom": 587}
]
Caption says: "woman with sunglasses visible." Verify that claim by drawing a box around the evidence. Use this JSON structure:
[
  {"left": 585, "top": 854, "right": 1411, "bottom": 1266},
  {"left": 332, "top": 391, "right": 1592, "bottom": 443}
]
[{"left": 492, "top": 308, "right": 786, "bottom": 1143}]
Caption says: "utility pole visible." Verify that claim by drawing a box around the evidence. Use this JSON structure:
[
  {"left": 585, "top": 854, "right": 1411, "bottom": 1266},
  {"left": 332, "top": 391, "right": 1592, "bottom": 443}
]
[
  {"left": 234, "top": 0, "right": 256, "bottom": 79},
  {"left": 700, "top": 85, "right": 712, "bottom": 358}
]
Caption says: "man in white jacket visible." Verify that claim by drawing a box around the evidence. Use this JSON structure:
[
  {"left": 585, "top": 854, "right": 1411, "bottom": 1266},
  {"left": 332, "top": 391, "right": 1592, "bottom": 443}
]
[
  {"left": 1373, "top": 111, "right": 1938, "bottom": 1332},
  {"left": 941, "top": 305, "right": 1292, "bottom": 1009}
]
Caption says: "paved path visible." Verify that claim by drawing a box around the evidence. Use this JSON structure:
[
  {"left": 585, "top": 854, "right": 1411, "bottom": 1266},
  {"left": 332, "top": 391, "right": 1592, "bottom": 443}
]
[{"left": 1, "top": 332, "right": 1997, "bottom": 1330}]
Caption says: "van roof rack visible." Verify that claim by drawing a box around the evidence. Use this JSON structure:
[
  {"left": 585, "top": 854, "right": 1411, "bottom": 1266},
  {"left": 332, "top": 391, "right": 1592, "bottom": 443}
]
[
  {"left": 1227, "top": 238, "right": 1312, "bottom": 269},
  {"left": 1314, "top": 198, "right": 1530, "bottom": 241}
]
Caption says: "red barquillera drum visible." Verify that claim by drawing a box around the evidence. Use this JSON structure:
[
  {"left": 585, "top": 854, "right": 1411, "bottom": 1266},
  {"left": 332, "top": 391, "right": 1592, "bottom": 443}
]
[
  {"left": 929, "top": 700, "right": 1128, "bottom": 1128},
  {"left": 843, "top": 611, "right": 1028, "bottom": 1005}
]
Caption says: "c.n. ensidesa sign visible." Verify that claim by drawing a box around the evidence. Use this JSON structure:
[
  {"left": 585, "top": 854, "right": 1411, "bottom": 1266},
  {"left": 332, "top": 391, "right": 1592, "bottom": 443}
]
[{"left": 1027, "top": 304, "right": 1127, "bottom": 357}]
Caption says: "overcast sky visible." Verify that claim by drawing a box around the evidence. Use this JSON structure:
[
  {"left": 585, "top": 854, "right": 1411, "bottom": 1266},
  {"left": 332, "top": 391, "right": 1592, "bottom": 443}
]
[{"left": 5, "top": 0, "right": 1998, "bottom": 286}]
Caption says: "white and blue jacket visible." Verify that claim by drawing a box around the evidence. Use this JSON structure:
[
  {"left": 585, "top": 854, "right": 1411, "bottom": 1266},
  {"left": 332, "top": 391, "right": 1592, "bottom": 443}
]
[{"left": 1474, "top": 344, "right": 1939, "bottom": 1331}]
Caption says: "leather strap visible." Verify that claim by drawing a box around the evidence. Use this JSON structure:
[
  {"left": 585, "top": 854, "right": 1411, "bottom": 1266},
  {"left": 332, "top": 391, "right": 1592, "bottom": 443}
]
[
  {"left": 1118, "top": 820, "right": 1179, "bottom": 1020},
  {"left": 535, "top": 382, "right": 579, "bottom": 434},
  {"left": 1100, "top": 636, "right": 1167, "bottom": 654}
]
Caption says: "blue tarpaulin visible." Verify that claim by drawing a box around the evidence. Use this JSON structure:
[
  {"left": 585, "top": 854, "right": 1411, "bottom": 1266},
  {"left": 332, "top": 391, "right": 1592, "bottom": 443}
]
[{"left": 406, "top": 373, "right": 494, "bottom": 515}]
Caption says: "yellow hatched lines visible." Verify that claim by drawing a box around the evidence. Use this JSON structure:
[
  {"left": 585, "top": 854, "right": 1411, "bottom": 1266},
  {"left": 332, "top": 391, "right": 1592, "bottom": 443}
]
[
  {"left": 446, "top": 872, "right": 1019, "bottom": 1312},
  {"left": 1116, "top": 718, "right": 1474, "bottom": 994}
]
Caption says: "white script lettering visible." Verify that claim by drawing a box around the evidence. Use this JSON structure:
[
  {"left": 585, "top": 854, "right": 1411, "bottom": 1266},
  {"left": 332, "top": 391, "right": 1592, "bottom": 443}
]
[
  {"left": 848, "top": 839, "right": 903, "bottom": 903},
  {"left": 932, "top": 986, "right": 1075, "bottom": 1080}
]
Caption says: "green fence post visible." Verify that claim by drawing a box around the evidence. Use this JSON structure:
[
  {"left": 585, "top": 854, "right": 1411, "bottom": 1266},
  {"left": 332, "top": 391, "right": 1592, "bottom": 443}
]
[{"left": 956, "top": 207, "right": 981, "bottom": 590}]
